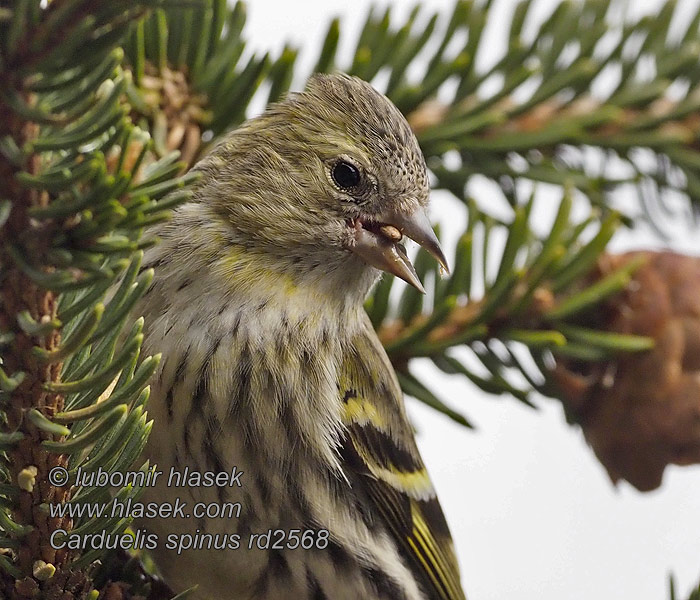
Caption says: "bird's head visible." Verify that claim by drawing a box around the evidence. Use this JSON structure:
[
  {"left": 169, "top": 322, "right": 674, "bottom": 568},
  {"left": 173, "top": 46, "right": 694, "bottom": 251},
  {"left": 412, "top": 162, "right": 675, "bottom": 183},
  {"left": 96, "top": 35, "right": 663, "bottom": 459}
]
[{"left": 193, "top": 73, "right": 447, "bottom": 300}]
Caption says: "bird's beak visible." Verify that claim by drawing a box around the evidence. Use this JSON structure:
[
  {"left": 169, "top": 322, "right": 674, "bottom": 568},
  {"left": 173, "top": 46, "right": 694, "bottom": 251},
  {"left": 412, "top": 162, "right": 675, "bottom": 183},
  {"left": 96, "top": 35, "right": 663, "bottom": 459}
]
[{"left": 351, "top": 207, "right": 449, "bottom": 294}]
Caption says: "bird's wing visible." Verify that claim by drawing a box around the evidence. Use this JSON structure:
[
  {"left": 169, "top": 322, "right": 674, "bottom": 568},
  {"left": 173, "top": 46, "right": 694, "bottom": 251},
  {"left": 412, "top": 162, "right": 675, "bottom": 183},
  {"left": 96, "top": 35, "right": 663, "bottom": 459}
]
[{"left": 337, "top": 313, "right": 466, "bottom": 600}]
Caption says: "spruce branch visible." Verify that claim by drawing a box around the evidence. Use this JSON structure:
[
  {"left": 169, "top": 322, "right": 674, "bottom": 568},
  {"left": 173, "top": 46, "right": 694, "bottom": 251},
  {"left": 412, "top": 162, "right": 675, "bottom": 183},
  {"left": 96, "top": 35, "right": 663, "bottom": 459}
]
[
  {"left": 0, "top": 1, "right": 187, "bottom": 597},
  {"left": 2, "top": 0, "right": 699, "bottom": 597},
  {"left": 670, "top": 573, "right": 700, "bottom": 600},
  {"left": 359, "top": 187, "right": 654, "bottom": 429},
  {"left": 126, "top": 0, "right": 700, "bottom": 224}
]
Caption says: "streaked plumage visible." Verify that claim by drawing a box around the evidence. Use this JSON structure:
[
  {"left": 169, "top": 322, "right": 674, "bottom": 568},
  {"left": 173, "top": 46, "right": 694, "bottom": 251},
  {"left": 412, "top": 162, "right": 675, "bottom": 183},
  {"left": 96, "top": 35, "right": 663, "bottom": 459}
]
[{"left": 133, "top": 73, "right": 466, "bottom": 599}]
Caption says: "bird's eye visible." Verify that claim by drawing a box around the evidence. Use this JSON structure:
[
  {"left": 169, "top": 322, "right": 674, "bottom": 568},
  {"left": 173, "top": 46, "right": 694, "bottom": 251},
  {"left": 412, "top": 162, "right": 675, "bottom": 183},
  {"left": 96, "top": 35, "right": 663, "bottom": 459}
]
[{"left": 332, "top": 161, "right": 361, "bottom": 189}]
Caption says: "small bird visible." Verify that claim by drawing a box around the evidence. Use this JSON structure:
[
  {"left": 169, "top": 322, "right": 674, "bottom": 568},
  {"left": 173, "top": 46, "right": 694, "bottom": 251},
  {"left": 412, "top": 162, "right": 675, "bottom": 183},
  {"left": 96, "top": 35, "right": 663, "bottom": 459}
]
[{"left": 134, "top": 73, "right": 466, "bottom": 600}]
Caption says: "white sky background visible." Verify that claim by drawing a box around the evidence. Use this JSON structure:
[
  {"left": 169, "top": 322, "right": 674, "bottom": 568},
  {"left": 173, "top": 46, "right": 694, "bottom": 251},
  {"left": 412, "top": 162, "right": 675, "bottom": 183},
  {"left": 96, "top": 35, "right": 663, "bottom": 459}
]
[{"left": 239, "top": 1, "right": 700, "bottom": 598}]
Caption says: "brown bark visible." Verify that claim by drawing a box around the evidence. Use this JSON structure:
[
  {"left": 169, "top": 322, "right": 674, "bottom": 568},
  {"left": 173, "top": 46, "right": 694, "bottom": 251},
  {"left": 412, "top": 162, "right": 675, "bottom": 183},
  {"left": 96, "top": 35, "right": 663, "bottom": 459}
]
[{"left": 0, "top": 51, "right": 87, "bottom": 600}]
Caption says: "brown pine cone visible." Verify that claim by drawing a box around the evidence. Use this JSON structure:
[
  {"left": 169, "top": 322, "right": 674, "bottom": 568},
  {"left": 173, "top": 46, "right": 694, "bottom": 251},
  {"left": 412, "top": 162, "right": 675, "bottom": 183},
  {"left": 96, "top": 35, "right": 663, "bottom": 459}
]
[{"left": 551, "top": 251, "right": 700, "bottom": 491}]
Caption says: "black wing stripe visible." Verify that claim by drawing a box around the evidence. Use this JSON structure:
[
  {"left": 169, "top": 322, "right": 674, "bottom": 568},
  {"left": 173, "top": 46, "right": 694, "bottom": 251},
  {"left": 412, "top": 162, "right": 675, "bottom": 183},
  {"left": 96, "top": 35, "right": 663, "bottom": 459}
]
[{"left": 341, "top": 432, "right": 463, "bottom": 600}]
